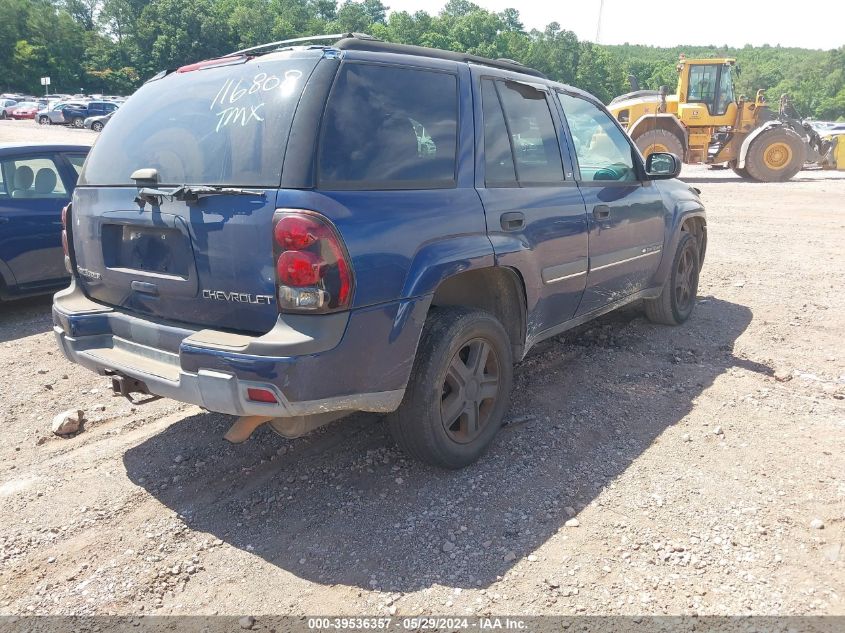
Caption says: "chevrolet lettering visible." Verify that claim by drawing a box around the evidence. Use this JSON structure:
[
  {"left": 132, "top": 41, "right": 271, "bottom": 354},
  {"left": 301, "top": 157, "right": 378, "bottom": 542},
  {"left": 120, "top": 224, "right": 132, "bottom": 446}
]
[{"left": 202, "top": 289, "right": 274, "bottom": 304}]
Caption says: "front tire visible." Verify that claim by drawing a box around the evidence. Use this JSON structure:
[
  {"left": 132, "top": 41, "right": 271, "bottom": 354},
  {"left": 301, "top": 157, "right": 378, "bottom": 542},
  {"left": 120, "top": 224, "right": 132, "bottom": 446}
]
[
  {"left": 91, "top": 121, "right": 103, "bottom": 132},
  {"left": 635, "top": 128, "right": 684, "bottom": 160},
  {"left": 745, "top": 127, "right": 805, "bottom": 182},
  {"left": 644, "top": 232, "right": 700, "bottom": 325},
  {"left": 389, "top": 307, "right": 513, "bottom": 469},
  {"left": 38, "top": 115, "right": 50, "bottom": 125}
]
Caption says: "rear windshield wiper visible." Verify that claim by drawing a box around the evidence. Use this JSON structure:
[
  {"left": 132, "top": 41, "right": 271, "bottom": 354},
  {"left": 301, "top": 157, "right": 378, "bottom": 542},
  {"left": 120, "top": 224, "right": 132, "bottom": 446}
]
[{"left": 135, "top": 185, "right": 265, "bottom": 207}]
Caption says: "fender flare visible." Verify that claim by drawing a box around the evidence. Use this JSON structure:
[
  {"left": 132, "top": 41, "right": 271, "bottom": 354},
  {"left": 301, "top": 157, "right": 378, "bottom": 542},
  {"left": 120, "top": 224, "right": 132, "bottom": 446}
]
[
  {"left": 628, "top": 114, "right": 688, "bottom": 150},
  {"left": 737, "top": 120, "right": 784, "bottom": 168},
  {"left": 401, "top": 234, "right": 496, "bottom": 299},
  {"left": 653, "top": 205, "right": 706, "bottom": 287}
]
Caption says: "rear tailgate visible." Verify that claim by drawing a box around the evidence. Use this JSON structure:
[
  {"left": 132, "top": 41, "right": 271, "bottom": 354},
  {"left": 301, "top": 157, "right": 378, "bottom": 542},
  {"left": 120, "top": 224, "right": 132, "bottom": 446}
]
[{"left": 71, "top": 187, "right": 279, "bottom": 333}]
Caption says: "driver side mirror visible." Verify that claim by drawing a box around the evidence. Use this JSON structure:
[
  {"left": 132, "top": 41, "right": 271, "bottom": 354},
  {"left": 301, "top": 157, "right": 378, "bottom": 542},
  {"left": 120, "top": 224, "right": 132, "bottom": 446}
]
[{"left": 645, "top": 152, "right": 682, "bottom": 179}]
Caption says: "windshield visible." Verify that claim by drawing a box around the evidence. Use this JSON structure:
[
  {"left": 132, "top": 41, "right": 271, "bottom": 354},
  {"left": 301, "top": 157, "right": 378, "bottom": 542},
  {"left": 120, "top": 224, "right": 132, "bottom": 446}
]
[{"left": 80, "top": 52, "right": 320, "bottom": 187}]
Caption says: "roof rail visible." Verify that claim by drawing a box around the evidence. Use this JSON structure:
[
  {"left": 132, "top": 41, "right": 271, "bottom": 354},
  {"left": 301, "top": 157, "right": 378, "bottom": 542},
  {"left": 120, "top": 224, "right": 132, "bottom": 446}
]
[
  {"left": 496, "top": 58, "right": 524, "bottom": 66},
  {"left": 228, "top": 33, "right": 376, "bottom": 57},
  {"left": 334, "top": 38, "right": 546, "bottom": 79}
]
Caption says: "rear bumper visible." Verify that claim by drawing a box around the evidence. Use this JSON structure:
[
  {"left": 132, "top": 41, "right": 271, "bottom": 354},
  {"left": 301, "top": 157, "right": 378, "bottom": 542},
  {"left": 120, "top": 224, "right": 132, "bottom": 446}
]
[{"left": 52, "top": 282, "right": 428, "bottom": 417}]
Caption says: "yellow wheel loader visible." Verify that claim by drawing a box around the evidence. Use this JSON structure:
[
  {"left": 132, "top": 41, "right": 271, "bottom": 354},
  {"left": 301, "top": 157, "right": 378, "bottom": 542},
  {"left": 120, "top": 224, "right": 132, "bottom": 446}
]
[{"left": 607, "top": 55, "right": 843, "bottom": 181}]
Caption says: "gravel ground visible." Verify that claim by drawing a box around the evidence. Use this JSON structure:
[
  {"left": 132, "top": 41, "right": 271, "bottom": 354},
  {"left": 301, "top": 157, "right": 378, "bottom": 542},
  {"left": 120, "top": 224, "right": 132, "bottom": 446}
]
[
  {"left": 0, "top": 120, "right": 843, "bottom": 617},
  {"left": 0, "top": 119, "right": 98, "bottom": 145}
]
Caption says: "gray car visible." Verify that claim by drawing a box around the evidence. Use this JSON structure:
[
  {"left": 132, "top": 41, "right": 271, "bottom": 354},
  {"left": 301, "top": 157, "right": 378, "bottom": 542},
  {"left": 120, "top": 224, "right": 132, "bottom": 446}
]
[
  {"left": 0, "top": 99, "right": 18, "bottom": 119},
  {"left": 83, "top": 111, "right": 114, "bottom": 132},
  {"left": 37, "top": 102, "right": 88, "bottom": 126}
]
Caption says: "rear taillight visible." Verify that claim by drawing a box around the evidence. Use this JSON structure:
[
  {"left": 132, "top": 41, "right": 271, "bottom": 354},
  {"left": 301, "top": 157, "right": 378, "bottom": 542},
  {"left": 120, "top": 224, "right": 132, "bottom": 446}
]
[
  {"left": 61, "top": 203, "right": 73, "bottom": 274},
  {"left": 246, "top": 387, "right": 278, "bottom": 403},
  {"left": 272, "top": 210, "right": 353, "bottom": 313}
]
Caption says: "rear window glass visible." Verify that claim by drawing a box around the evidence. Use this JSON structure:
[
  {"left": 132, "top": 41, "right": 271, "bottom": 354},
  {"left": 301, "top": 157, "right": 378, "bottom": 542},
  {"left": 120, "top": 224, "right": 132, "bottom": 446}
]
[
  {"left": 80, "top": 54, "right": 320, "bottom": 187},
  {"left": 318, "top": 63, "right": 458, "bottom": 189},
  {"left": 0, "top": 156, "right": 67, "bottom": 198}
]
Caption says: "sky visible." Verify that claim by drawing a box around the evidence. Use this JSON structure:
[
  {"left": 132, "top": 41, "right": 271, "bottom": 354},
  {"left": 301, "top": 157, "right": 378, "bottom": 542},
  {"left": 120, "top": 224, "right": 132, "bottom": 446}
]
[{"left": 385, "top": 0, "right": 845, "bottom": 50}]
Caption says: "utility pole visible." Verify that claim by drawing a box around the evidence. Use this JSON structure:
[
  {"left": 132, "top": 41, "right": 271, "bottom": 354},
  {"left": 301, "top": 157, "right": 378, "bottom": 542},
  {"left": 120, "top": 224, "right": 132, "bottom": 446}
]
[{"left": 596, "top": 0, "right": 604, "bottom": 43}]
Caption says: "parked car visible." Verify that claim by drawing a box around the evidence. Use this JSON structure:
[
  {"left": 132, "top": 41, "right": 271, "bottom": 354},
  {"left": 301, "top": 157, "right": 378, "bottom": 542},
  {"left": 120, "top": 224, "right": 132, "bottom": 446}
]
[
  {"left": 84, "top": 111, "right": 114, "bottom": 132},
  {"left": 67, "top": 101, "right": 118, "bottom": 128},
  {"left": 53, "top": 37, "right": 706, "bottom": 468},
  {"left": 9, "top": 102, "right": 39, "bottom": 120},
  {"left": 0, "top": 99, "right": 18, "bottom": 119},
  {"left": 36, "top": 101, "right": 86, "bottom": 126},
  {"left": 0, "top": 143, "right": 89, "bottom": 300},
  {"left": 37, "top": 102, "right": 82, "bottom": 125}
]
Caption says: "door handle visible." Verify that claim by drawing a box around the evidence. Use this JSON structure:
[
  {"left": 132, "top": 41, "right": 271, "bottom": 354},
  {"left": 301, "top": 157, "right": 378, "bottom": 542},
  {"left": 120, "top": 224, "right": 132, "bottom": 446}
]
[
  {"left": 593, "top": 205, "right": 611, "bottom": 220},
  {"left": 500, "top": 211, "right": 525, "bottom": 231}
]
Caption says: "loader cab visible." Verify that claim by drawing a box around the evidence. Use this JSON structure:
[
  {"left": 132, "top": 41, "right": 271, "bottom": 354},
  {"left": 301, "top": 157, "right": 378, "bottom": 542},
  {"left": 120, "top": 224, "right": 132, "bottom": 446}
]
[{"left": 676, "top": 57, "right": 738, "bottom": 126}]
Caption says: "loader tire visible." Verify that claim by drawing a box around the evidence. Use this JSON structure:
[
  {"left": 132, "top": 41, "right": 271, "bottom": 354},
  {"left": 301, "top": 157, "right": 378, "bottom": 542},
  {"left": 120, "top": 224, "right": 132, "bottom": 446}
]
[
  {"left": 635, "top": 129, "right": 684, "bottom": 160},
  {"left": 744, "top": 127, "right": 806, "bottom": 182},
  {"left": 730, "top": 162, "right": 749, "bottom": 178}
]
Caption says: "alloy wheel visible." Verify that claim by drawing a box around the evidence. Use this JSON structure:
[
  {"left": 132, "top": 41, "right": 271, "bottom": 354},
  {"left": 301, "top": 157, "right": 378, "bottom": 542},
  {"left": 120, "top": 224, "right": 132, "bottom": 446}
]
[{"left": 440, "top": 337, "right": 500, "bottom": 444}]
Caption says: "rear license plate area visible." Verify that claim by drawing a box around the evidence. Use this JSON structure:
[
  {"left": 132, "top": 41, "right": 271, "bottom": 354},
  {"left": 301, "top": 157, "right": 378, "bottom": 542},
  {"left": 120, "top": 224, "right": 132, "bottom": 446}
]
[{"left": 102, "top": 224, "right": 191, "bottom": 278}]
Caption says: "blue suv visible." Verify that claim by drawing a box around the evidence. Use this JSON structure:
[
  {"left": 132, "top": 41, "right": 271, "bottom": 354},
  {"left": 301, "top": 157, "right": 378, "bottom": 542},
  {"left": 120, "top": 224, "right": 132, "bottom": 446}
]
[{"left": 53, "top": 36, "right": 706, "bottom": 468}]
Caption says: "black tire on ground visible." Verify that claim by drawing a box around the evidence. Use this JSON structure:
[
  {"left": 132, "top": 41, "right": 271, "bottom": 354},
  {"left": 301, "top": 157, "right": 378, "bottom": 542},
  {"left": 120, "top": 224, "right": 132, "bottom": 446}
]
[
  {"left": 744, "top": 127, "right": 806, "bottom": 182},
  {"left": 388, "top": 307, "right": 513, "bottom": 469},
  {"left": 92, "top": 121, "right": 104, "bottom": 132},
  {"left": 0, "top": 111, "right": 6, "bottom": 120},
  {"left": 38, "top": 116, "right": 50, "bottom": 125},
  {"left": 644, "top": 232, "right": 700, "bottom": 326},
  {"left": 71, "top": 117, "right": 84, "bottom": 128},
  {"left": 730, "top": 162, "right": 750, "bottom": 179},
  {"left": 634, "top": 128, "right": 684, "bottom": 160}
]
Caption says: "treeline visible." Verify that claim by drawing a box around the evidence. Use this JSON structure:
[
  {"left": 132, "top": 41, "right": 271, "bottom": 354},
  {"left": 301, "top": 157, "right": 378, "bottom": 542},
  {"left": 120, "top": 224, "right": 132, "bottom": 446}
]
[{"left": 1, "top": 0, "right": 843, "bottom": 119}]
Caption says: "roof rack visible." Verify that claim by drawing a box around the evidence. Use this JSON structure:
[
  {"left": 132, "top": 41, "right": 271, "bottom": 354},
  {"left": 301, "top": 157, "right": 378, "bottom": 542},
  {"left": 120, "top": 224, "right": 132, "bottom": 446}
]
[
  {"left": 333, "top": 38, "right": 546, "bottom": 79},
  {"left": 227, "top": 32, "right": 376, "bottom": 57},
  {"left": 226, "top": 33, "right": 546, "bottom": 79}
]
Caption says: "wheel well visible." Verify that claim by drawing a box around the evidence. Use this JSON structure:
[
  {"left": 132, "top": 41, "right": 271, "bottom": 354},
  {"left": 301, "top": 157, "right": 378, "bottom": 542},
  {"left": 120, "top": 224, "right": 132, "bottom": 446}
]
[
  {"left": 681, "top": 216, "right": 707, "bottom": 268},
  {"left": 430, "top": 267, "right": 527, "bottom": 359}
]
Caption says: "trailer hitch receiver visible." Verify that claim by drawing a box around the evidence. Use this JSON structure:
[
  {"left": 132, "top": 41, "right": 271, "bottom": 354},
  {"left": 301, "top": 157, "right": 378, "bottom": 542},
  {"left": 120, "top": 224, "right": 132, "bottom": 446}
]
[{"left": 109, "top": 373, "right": 162, "bottom": 405}]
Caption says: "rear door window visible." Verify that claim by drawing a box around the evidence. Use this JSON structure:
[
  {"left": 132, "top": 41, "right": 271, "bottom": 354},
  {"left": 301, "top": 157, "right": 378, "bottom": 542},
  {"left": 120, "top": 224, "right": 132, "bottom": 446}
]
[
  {"left": 481, "top": 78, "right": 517, "bottom": 186},
  {"left": 80, "top": 54, "right": 320, "bottom": 187},
  {"left": 318, "top": 63, "right": 458, "bottom": 189},
  {"left": 494, "top": 80, "right": 564, "bottom": 185},
  {"left": 0, "top": 156, "right": 67, "bottom": 199}
]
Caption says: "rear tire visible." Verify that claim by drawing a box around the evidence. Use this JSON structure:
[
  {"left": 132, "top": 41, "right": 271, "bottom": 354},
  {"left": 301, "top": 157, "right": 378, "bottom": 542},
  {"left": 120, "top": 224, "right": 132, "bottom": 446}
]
[
  {"left": 744, "top": 127, "right": 805, "bottom": 182},
  {"left": 71, "top": 117, "right": 84, "bottom": 129},
  {"left": 388, "top": 307, "right": 513, "bottom": 469},
  {"left": 635, "top": 128, "right": 684, "bottom": 160},
  {"left": 644, "top": 232, "right": 700, "bottom": 326}
]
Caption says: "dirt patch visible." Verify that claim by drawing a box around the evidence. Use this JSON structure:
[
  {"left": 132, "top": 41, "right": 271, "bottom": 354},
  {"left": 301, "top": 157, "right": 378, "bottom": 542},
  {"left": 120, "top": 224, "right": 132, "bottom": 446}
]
[{"left": 0, "top": 120, "right": 843, "bottom": 616}]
